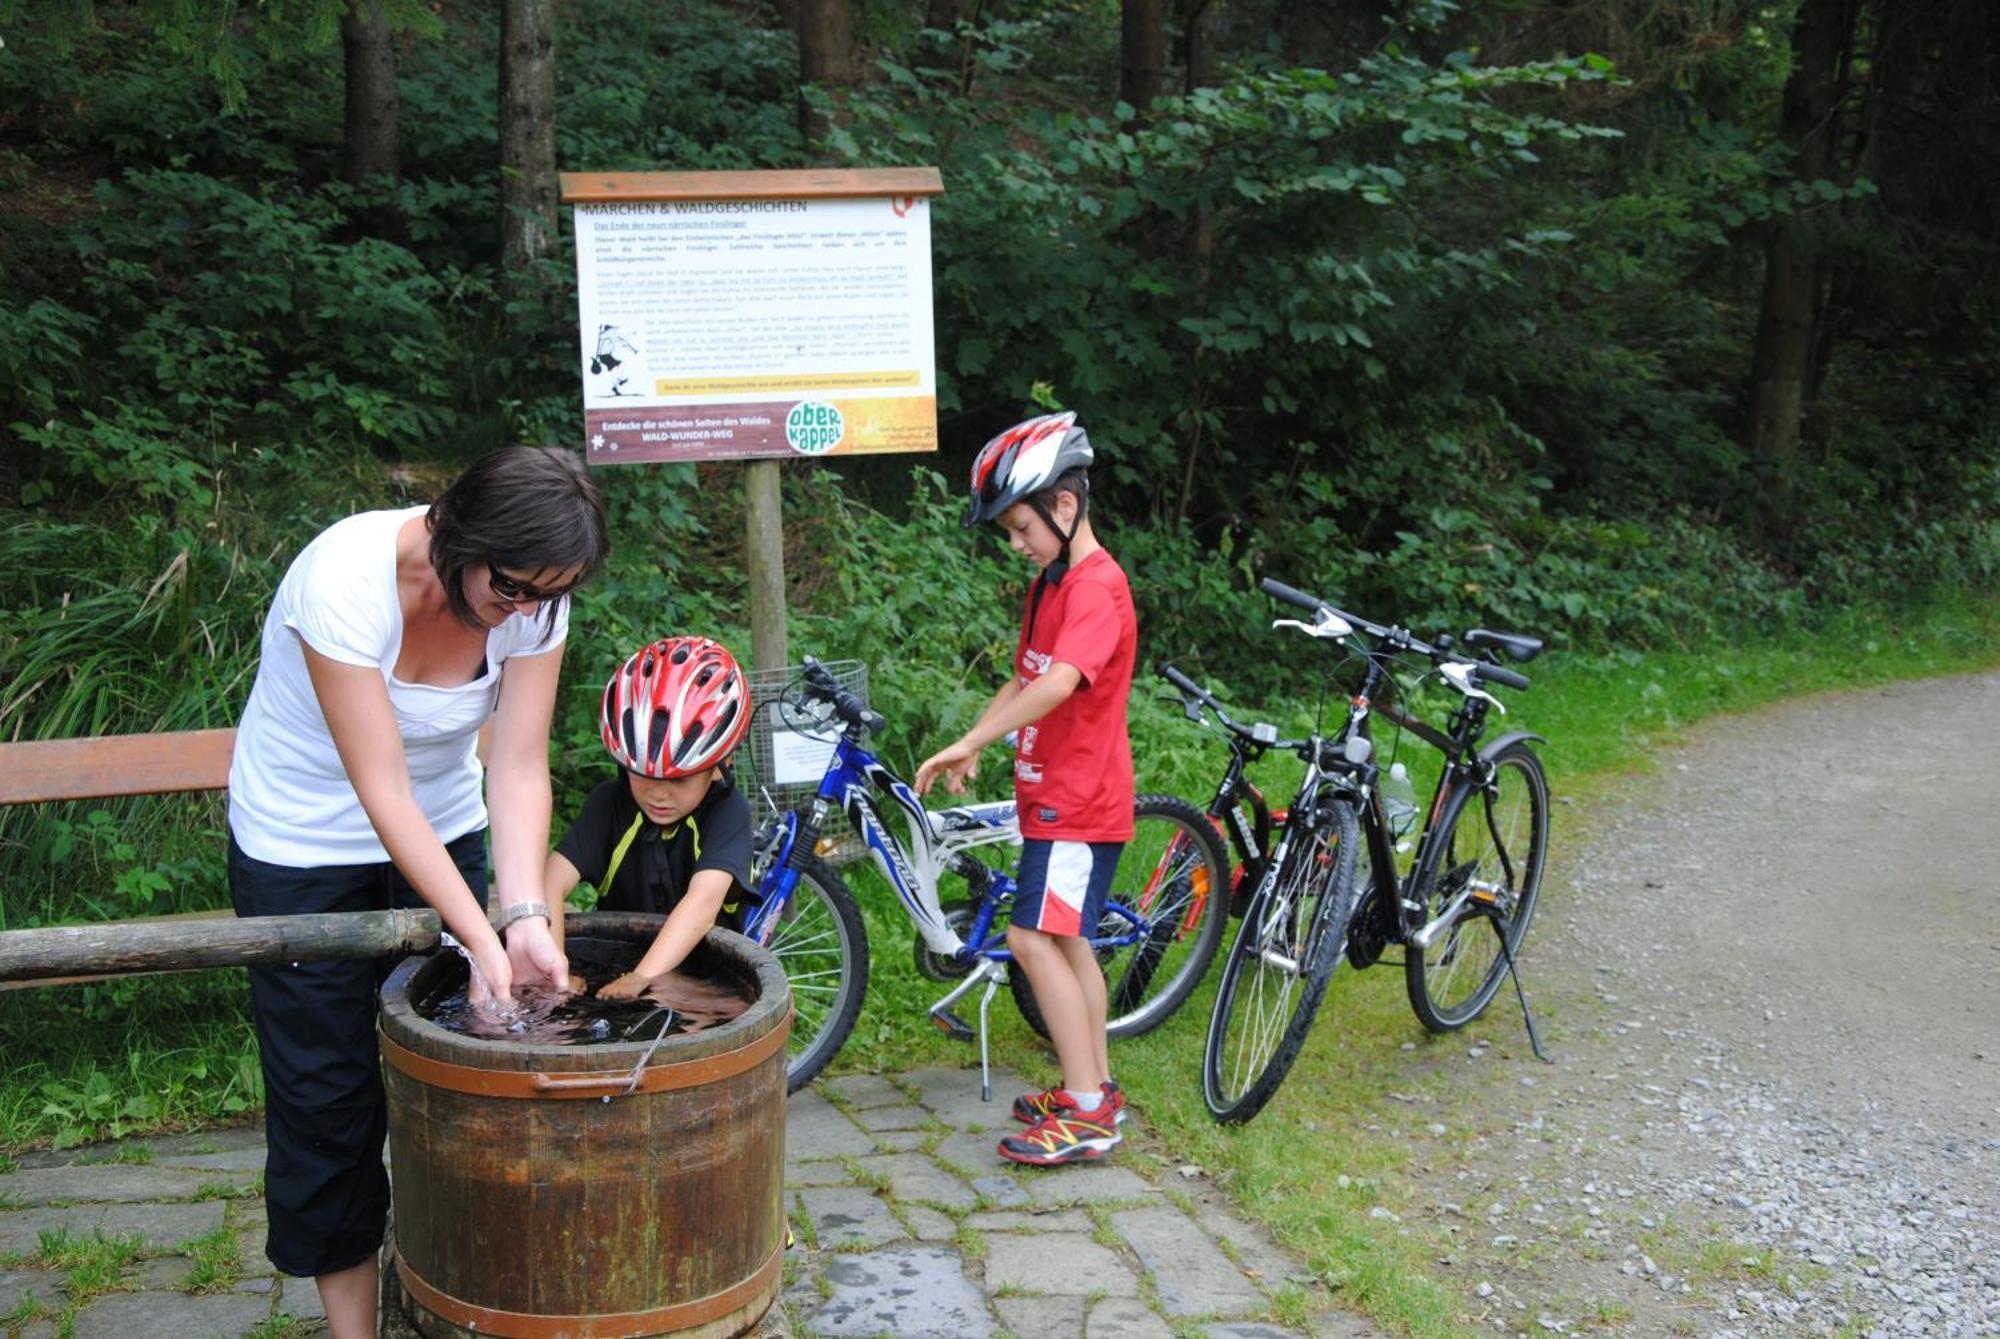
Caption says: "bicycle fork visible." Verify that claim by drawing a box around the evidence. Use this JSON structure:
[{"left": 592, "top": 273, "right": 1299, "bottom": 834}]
[{"left": 927, "top": 960, "right": 1006, "bottom": 1101}]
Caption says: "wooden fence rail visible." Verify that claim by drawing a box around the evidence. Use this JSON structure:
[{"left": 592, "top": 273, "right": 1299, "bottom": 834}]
[
  {"left": 0, "top": 727, "right": 447, "bottom": 987},
  {"left": 0, "top": 908, "right": 445, "bottom": 984}
]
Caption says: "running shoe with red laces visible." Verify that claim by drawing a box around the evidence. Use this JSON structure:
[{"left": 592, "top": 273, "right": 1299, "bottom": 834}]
[
  {"left": 1013, "top": 1079, "right": 1128, "bottom": 1126},
  {"left": 998, "top": 1090, "right": 1121, "bottom": 1166}
]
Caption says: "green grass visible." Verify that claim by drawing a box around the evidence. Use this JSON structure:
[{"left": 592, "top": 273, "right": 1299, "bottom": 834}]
[
  {"left": 190, "top": 1177, "right": 259, "bottom": 1202},
  {"left": 32, "top": 1226, "right": 145, "bottom": 1306},
  {"left": 3, "top": 1286, "right": 53, "bottom": 1328},
  {"left": 0, "top": 1015, "right": 264, "bottom": 1150},
  {"left": 177, "top": 1224, "right": 242, "bottom": 1292}
]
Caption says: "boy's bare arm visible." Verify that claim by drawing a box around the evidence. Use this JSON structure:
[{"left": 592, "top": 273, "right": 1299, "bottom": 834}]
[
  {"left": 962, "top": 676, "right": 1024, "bottom": 738},
  {"left": 541, "top": 850, "right": 583, "bottom": 956},
  {"left": 597, "top": 867, "right": 735, "bottom": 999},
  {"left": 915, "top": 664, "right": 1082, "bottom": 796}
]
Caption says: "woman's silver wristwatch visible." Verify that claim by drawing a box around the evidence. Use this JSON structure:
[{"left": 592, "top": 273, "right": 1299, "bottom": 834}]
[{"left": 496, "top": 900, "right": 552, "bottom": 932}]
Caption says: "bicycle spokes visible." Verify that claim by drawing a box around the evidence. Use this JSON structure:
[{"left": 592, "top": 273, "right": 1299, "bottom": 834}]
[{"left": 1138, "top": 833, "right": 1213, "bottom": 937}]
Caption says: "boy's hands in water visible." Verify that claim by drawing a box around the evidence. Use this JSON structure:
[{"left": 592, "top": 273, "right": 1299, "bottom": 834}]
[{"left": 598, "top": 970, "right": 656, "bottom": 1001}]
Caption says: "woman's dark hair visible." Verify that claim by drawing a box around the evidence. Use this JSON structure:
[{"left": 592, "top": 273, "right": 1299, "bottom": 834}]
[{"left": 428, "top": 446, "right": 610, "bottom": 633}]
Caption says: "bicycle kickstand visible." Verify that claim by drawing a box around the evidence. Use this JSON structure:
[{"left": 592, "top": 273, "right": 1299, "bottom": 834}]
[
  {"left": 927, "top": 959, "right": 1007, "bottom": 1101},
  {"left": 1497, "top": 922, "right": 1553, "bottom": 1064},
  {"left": 976, "top": 971, "right": 1001, "bottom": 1103}
]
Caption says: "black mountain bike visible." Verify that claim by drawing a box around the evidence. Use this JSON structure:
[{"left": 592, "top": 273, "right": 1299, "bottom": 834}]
[{"left": 1185, "top": 578, "right": 1552, "bottom": 1125}]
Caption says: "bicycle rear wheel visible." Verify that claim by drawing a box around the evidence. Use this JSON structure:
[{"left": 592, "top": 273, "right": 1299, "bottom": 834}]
[
  {"left": 1405, "top": 742, "right": 1549, "bottom": 1031},
  {"left": 755, "top": 855, "right": 868, "bottom": 1091},
  {"left": 1009, "top": 794, "right": 1231, "bottom": 1040},
  {"left": 1202, "top": 799, "right": 1359, "bottom": 1124}
]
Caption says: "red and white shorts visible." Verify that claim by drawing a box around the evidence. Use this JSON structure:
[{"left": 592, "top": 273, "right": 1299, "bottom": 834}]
[{"left": 1012, "top": 838, "right": 1122, "bottom": 937}]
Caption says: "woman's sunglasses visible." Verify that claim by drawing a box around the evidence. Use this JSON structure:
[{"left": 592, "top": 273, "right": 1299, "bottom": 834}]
[{"left": 486, "top": 560, "right": 575, "bottom": 605}]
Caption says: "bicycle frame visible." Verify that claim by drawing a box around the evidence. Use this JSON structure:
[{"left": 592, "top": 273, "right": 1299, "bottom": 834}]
[
  {"left": 1338, "top": 650, "right": 1543, "bottom": 947},
  {"left": 1203, "top": 734, "right": 1277, "bottom": 899},
  {"left": 742, "top": 728, "right": 1147, "bottom": 969},
  {"left": 1173, "top": 631, "right": 1529, "bottom": 950}
]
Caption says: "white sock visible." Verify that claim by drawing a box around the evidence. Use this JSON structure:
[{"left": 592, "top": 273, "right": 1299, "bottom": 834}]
[{"left": 1066, "top": 1087, "right": 1104, "bottom": 1113}]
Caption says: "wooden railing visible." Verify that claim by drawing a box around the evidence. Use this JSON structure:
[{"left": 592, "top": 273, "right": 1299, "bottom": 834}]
[{"left": 0, "top": 728, "right": 451, "bottom": 986}]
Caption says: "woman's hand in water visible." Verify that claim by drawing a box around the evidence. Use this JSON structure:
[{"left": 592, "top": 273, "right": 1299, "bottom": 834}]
[
  {"left": 503, "top": 915, "right": 572, "bottom": 994},
  {"left": 465, "top": 931, "right": 515, "bottom": 1009},
  {"left": 597, "top": 970, "right": 657, "bottom": 1002}
]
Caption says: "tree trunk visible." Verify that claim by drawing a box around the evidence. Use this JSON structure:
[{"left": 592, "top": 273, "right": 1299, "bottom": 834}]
[
  {"left": 924, "top": 0, "right": 965, "bottom": 35},
  {"left": 1120, "top": 0, "right": 1165, "bottom": 115},
  {"left": 795, "top": 0, "right": 858, "bottom": 143},
  {"left": 340, "top": 0, "right": 400, "bottom": 187},
  {"left": 1742, "top": 0, "right": 1861, "bottom": 533},
  {"left": 499, "top": 0, "right": 559, "bottom": 289},
  {"left": 1181, "top": 0, "right": 1220, "bottom": 93}
]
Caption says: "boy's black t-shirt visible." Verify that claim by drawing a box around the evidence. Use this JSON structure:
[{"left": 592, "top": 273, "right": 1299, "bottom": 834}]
[{"left": 554, "top": 771, "right": 754, "bottom": 918}]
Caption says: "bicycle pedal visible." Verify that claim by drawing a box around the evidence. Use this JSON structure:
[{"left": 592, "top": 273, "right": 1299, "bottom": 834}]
[{"left": 928, "top": 1008, "right": 976, "bottom": 1043}]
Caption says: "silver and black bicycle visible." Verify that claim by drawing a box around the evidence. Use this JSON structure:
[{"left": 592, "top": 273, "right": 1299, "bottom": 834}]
[{"left": 1189, "top": 578, "right": 1552, "bottom": 1125}]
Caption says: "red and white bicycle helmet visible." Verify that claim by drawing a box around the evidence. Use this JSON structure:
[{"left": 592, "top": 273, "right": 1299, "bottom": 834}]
[
  {"left": 600, "top": 636, "right": 751, "bottom": 779},
  {"left": 965, "top": 411, "right": 1094, "bottom": 530}
]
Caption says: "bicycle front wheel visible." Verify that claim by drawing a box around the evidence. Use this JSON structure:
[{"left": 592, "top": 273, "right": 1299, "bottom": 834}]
[
  {"left": 1405, "top": 742, "right": 1549, "bottom": 1031},
  {"left": 1202, "top": 799, "right": 1359, "bottom": 1124},
  {"left": 1009, "top": 794, "right": 1231, "bottom": 1040},
  {"left": 759, "top": 855, "right": 869, "bottom": 1092}
]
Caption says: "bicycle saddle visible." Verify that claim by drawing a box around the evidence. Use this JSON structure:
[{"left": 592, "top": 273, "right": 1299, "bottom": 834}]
[{"left": 1465, "top": 629, "right": 1543, "bottom": 662}]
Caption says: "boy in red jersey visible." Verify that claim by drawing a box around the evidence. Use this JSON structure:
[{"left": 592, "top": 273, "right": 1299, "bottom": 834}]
[{"left": 915, "top": 411, "right": 1138, "bottom": 1166}]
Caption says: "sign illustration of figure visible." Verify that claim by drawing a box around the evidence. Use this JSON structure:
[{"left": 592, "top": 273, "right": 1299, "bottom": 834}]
[{"left": 588, "top": 324, "right": 645, "bottom": 398}]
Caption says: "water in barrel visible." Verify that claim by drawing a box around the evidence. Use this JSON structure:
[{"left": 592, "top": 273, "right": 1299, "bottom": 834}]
[{"left": 417, "top": 936, "right": 754, "bottom": 1044}]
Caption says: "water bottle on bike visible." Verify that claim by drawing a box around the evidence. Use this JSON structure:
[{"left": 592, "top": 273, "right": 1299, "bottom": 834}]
[{"left": 1381, "top": 761, "right": 1419, "bottom": 850}]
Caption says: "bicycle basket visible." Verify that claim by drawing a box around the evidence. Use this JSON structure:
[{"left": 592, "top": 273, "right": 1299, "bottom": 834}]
[{"left": 743, "top": 658, "right": 870, "bottom": 823}]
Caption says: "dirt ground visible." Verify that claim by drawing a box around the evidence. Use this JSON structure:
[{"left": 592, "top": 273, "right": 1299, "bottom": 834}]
[{"left": 1386, "top": 672, "right": 2000, "bottom": 1336}]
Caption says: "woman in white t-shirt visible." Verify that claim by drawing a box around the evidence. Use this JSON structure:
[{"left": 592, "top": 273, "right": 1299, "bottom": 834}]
[{"left": 226, "top": 445, "right": 608, "bottom": 1339}]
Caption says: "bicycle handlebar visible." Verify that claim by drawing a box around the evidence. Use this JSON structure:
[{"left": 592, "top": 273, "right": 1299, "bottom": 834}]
[
  {"left": 1157, "top": 660, "right": 1214, "bottom": 707},
  {"left": 800, "top": 656, "right": 887, "bottom": 734},
  {"left": 1257, "top": 578, "right": 1533, "bottom": 695},
  {"left": 1157, "top": 661, "right": 1295, "bottom": 753}
]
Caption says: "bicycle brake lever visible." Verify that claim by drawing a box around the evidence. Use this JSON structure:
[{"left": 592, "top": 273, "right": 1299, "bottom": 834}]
[
  {"left": 1272, "top": 610, "right": 1354, "bottom": 640},
  {"left": 1440, "top": 661, "right": 1506, "bottom": 713}
]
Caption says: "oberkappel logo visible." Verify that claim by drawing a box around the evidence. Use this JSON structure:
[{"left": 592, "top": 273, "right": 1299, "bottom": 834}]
[{"left": 785, "top": 401, "right": 844, "bottom": 455}]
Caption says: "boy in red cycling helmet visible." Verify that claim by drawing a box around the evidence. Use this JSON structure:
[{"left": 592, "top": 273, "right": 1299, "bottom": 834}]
[
  {"left": 916, "top": 410, "right": 1138, "bottom": 1166},
  {"left": 542, "top": 635, "right": 756, "bottom": 998}
]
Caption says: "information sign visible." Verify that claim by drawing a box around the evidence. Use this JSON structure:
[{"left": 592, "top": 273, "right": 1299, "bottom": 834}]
[{"left": 569, "top": 181, "right": 939, "bottom": 464}]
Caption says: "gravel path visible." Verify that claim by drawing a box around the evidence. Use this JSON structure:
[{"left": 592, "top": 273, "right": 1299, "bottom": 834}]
[{"left": 1402, "top": 673, "right": 2000, "bottom": 1336}]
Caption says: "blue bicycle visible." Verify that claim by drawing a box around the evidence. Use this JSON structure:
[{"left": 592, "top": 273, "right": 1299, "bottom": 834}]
[{"left": 740, "top": 659, "right": 1230, "bottom": 1093}]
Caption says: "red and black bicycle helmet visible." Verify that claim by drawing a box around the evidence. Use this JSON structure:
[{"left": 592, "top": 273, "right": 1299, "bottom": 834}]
[
  {"left": 965, "top": 411, "right": 1093, "bottom": 530},
  {"left": 966, "top": 411, "right": 1096, "bottom": 581},
  {"left": 600, "top": 636, "right": 751, "bottom": 778}
]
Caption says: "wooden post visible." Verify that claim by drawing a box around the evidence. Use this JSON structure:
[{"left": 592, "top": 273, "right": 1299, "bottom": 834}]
[
  {"left": 0, "top": 908, "right": 445, "bottom": 985},
  {"left": 745, "top": 459, "right": 788, "bottom": 674}
]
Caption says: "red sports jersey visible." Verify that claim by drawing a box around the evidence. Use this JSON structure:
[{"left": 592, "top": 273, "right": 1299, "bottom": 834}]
[{"left": 1012, "top": 549, "right": 1137, "bottom": 841}]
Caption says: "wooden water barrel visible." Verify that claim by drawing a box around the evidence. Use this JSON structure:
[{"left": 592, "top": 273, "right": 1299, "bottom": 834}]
[{"left": 378, "top": 913, "right": 790, "bottom": 1339}]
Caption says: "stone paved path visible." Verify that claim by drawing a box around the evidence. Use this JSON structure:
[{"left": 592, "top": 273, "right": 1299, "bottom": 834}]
[{"left": 0, "top": 1067, "right": 1379, "bottom": 1338}]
